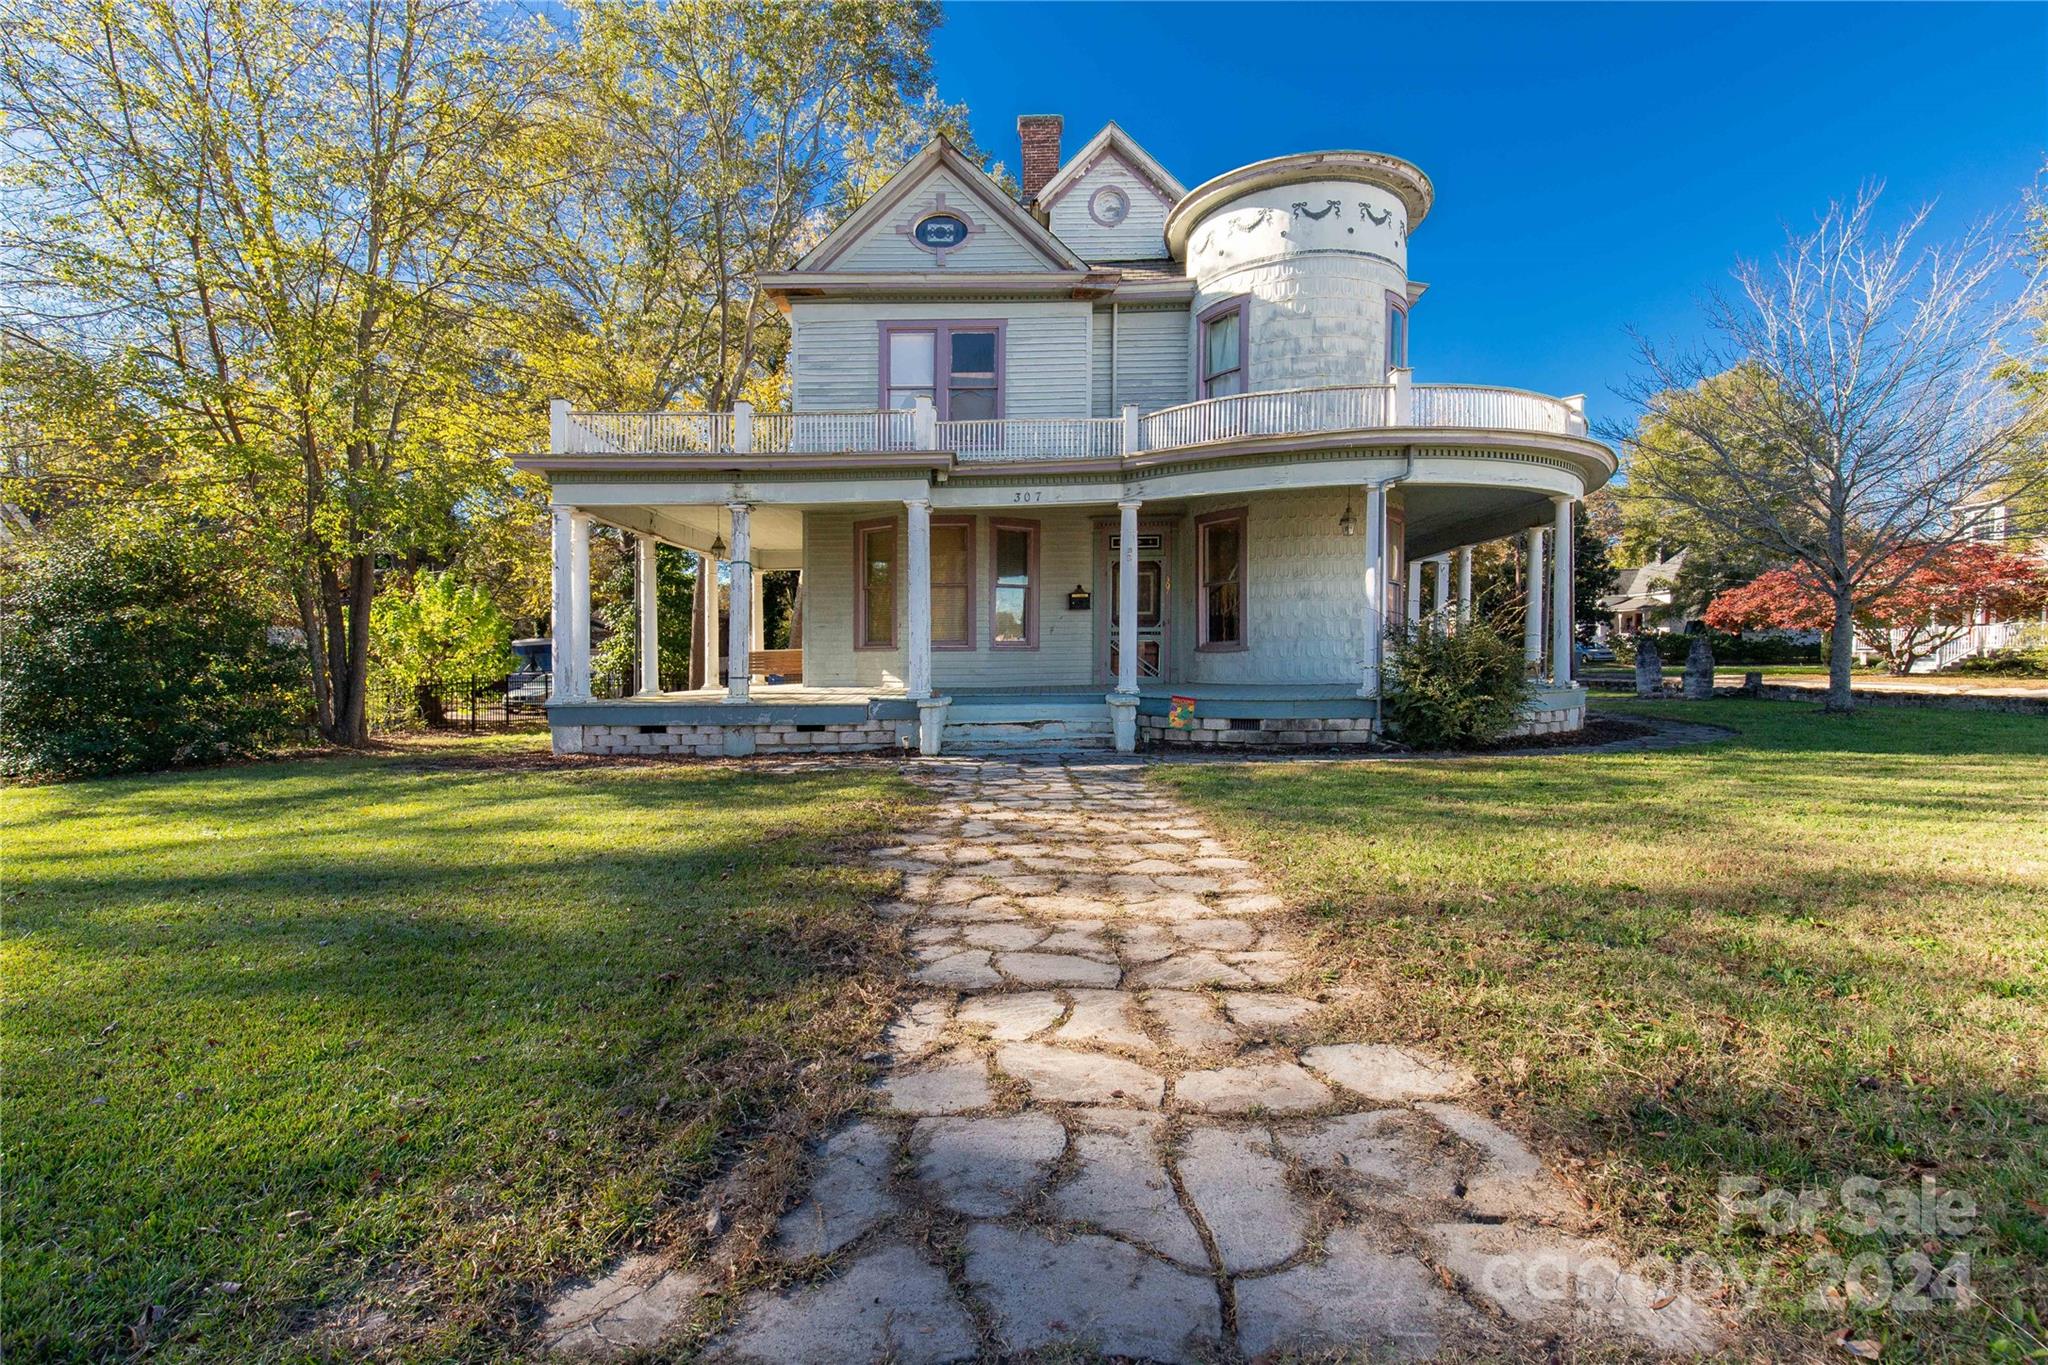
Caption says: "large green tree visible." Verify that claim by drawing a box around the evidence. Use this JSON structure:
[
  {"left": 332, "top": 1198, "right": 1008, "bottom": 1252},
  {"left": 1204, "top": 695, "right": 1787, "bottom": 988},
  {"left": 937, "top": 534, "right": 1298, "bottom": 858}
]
[
  {"left": 525, "top": 0, "right": 972, "bottom": 413},
  {"left": 1, "top": 0, "right": 566, "bottom": 744}
]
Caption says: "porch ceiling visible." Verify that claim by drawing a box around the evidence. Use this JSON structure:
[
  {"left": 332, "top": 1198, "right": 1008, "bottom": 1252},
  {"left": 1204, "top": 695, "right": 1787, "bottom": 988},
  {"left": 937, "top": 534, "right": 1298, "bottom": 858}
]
[
  {"left": 1401, "top": 484, "right": 1556, "bottom": 559},
  {"left": 592, "top": 503, "right": 805, "bottom": 560}
]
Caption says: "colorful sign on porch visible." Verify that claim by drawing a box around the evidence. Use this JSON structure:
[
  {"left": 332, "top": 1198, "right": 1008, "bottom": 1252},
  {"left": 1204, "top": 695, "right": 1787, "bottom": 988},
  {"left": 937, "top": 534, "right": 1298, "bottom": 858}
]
[{"left": 1168, "top": 695, "right": 1196, "bottom": 729}]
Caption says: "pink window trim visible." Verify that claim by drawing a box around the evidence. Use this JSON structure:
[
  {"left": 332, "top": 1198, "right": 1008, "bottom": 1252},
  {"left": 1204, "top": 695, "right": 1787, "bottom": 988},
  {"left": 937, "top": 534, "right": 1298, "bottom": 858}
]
[
  {"left": 930, "top": 515, "right": 976, "bottom": 651},
  {"left": 1194, "top": 506, "right": 1249, "bottom": 653},
  {"left": 1384, "top": 289, "right": 1410, "bottom": 370},
  {"left": 877, "top": 320, "right": 1008, "bottom": 420},
  {"left": 1196, "top": 295, "right": 1250, "bottom": 399},
  {"left": 988, "top": 516, "right": 1041, "bottom": 651},
  {"left": 853, "top": 517, "right": 898, "bottom": 651}
]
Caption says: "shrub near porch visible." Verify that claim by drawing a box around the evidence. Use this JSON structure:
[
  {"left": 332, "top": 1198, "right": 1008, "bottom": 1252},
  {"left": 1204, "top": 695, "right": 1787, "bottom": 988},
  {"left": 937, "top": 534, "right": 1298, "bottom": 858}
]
[
  {"left": 0, "top": 736, "right": 918, "bottom": 1360},
  {"left": 1154, "top": 700, "right": 2048, "bottom": 1358}
]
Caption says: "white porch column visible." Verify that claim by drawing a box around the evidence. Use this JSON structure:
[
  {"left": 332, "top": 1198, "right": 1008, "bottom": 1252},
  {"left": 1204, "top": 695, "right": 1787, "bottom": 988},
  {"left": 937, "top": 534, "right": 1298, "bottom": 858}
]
[
  {"left": 905, "top": 496, "right": 933, "bottom": 701},
  {"left": 550, "top": 506, "right": 577, "bottom": 700},
  {"left": 749, "top": 568, "right": 766, "bottom": 652},
  {"left": 1404, "top": 564, "right": 1423, "bottom": 625},
  {"left": 1524, "top": 527, "right": 1546, "bottom": 672},
  {"left": 1457, "top": 545, "right": 1474, "bottom": 621},
  {"left": 1359, "top": 482, "right": 1387, "bottom": 698},
  {"left": 1550, "top": 496, "right": 1575, "bottom": 686},
  {"left": 1116, "top": 500, "right": 1141, "bottom": 695},
  {"left": 694, "top": 550, "right": 718, "bottom": 691},
  {"left": 724, "top": 503, "right": 752, "bottom": 702},
  {"left": 635, "top": 534, "right": 660, "bottom": 695},
  {"left": 1430, "top": 554, "right": 1451, "bottom": 616}
]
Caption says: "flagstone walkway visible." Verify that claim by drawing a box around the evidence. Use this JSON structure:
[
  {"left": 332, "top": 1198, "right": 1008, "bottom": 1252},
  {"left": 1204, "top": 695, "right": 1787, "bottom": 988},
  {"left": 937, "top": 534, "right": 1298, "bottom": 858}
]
[{"left": 551, "top": 754, "right": 1730, "bottom": 1361}]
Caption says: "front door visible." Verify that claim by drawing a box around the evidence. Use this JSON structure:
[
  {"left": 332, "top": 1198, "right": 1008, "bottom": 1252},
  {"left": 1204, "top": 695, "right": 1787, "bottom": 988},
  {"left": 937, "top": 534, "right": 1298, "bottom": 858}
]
[{"left": 1103, "top": 528, "right": 1171, "bottom": 685}]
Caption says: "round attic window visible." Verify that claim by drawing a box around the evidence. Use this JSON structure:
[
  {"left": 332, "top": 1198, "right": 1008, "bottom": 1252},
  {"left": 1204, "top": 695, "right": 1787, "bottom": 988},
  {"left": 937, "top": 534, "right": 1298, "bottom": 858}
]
[
  {"left": 1089, "top": 185, "right": 1130, "bottom": 227},
  {"left": 912, "top": 213, "right": 970, "bottom": 251}
]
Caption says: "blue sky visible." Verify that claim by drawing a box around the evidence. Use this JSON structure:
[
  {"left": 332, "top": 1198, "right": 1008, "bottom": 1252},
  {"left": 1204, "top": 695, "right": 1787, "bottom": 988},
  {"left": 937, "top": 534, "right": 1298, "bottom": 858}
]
[{"left": 933, "top": 1, "right": 2046, "bottom": 430}]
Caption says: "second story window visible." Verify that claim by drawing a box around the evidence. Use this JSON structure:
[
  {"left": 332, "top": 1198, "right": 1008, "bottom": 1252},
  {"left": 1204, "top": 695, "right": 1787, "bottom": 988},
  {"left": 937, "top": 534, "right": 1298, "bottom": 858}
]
[
  {"left": 1386, "top": 292, "right": 1410, "bottom": 369},
  {"left": 1198, "top": 298, "right": 1247, "bottom": 398},
  {"left": 882, "top": 323, "right": 1003, "bottom": 420}
]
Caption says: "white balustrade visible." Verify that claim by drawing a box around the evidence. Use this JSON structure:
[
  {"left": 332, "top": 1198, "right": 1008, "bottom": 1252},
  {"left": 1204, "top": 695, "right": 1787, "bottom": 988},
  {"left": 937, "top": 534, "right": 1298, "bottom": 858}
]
[
  {"left": 936, "top": 417, "right": 1123, "bottom": 461},
  {"left": 1140, "top": 385, "right": 1395, "bottom": 451},
  {"left": 556, "top": 383, "right": 1588, "bottom": 460},
  {"left": 1409, "top": 384, "right": 1576, "bottom": 435}
]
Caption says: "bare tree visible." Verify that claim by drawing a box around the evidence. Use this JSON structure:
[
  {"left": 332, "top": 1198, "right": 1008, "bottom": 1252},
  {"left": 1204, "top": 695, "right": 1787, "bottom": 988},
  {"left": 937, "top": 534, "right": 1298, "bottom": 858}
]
[{"left": 1616, "top": 186, "right": 2046, "bottom": 710}]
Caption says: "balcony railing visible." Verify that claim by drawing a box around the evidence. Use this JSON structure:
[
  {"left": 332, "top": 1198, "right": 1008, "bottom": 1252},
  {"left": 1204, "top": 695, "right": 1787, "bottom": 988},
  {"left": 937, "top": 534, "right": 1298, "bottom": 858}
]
[{"left": 549, "top": 378, "right": 1590, "bottom": 462}]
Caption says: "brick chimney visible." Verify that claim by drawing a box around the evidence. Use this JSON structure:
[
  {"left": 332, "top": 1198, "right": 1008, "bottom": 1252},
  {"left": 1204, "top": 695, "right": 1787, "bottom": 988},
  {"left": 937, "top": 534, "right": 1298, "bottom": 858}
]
[{"left": 1017, "top": 114, "right": 1063, "bottom": 206}]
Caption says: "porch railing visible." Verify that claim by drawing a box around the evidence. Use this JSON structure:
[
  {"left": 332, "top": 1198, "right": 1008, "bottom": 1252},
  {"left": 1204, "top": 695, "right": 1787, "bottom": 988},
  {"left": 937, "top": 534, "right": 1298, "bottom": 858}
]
[
  {"left": 550, "top": 377, "right": 1591, "bottom": 462},
  {"left": 935, "top": 415, "right": 1124, "bottom": 460}
]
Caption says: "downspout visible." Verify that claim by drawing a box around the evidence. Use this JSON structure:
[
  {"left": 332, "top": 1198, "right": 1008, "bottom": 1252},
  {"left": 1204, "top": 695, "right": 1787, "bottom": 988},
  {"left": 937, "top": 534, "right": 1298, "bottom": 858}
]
[{"left": 1109, "top": 302, "right": 1120, "bottom": 413}]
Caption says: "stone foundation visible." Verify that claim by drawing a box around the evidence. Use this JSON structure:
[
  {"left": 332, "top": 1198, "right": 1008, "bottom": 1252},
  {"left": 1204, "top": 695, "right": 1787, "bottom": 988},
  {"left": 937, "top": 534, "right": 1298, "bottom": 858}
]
[
  {"left": 1138, "top": 716, "right": 1381, "bottom": 748},
  {"left": 1504, "top": 702, "right": 1584, "bottom": 738},
  {"left": 554, "top": 720, "right": 912, "bottom": 758}
]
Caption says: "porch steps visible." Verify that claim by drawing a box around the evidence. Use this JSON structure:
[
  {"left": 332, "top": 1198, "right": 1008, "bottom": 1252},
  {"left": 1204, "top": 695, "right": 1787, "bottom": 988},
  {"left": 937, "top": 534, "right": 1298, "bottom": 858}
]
[{"left": 940, "top": 699, "right": 1114, "bottom": 752}]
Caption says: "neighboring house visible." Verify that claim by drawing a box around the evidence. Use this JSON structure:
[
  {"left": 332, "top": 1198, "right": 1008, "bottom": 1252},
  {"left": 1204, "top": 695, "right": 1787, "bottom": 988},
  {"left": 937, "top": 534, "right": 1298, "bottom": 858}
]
[
  {"left": 517, "top": 117, "right": 1616, "bottom": 756},
  {"left": 1601, "top": 550, "right": 1688, "bottom": 637},
  {"left": 1855, "top": 495, "right": 2048, "bottom": 671}
]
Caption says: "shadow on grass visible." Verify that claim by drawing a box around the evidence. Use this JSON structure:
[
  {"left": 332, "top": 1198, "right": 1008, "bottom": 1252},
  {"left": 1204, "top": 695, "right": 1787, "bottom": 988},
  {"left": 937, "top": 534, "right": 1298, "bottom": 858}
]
[{"left": 3, "top": 753, "right": 916, "bottom": 1362}]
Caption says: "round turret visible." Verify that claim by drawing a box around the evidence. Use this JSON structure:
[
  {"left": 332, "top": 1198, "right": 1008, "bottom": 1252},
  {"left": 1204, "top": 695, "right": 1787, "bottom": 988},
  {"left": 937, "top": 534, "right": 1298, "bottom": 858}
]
[{"left": 1167, "top": 151, "right": 1434, "bottom": 392}]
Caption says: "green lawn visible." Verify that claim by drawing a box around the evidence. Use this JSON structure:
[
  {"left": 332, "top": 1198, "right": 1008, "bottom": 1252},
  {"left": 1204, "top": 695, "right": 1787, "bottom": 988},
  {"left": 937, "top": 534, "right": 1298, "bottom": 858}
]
[
  {"left": 2, "top": 735, "right": 918, "bottom": 1361},
  {"left": 1155, "top": 700, "right": 2048, "bottom": 1361}
]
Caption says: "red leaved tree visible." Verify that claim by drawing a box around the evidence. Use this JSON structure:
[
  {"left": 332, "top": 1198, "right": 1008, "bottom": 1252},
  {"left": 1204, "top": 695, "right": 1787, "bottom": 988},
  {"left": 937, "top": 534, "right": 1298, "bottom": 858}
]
[{"left": 1705, "top": 543, "right": 2046, "bottom": 674}]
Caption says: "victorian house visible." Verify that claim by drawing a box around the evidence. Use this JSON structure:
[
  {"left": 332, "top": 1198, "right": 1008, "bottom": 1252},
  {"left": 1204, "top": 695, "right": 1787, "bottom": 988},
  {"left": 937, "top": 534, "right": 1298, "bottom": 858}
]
[{"left": 516, "top": 117, "right": 1615, "bottom": 755}]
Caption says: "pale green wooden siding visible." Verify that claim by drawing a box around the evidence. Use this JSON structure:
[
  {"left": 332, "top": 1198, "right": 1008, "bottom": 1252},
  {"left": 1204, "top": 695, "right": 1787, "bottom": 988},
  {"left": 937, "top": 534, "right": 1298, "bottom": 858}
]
[
  {"left": 790, "top": 301, "right": 1093, "bottom": 415},
  {"left": 1114, "top": 307, "right": 1192, "bottom": 413},
  {"left": 1047, "top": 156, "right": 1172, "bottom": 261},
  {"left": 802, "top": 506, "right": 1105, "bottom": 688},
  {"left": 833, "top": 169, "right": 1054, "bottom": 272}
]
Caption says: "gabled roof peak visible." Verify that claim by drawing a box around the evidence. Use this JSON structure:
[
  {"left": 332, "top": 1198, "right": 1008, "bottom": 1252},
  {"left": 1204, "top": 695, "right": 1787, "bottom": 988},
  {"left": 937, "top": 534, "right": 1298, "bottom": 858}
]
[
  {"left": 1036, "top": 122, "right": 1186, "bottom": 214},
  {"left": 792, "top": 136, "right": 1088, "bottom": 275}
]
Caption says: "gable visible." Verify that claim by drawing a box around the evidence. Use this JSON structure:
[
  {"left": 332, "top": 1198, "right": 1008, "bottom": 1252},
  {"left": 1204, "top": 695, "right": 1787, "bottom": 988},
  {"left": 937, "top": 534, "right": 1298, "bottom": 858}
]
[
  {"left": 831, "top": 168, "right": 1062, "bottom": 272},
  {"left": 796, "top": 139, "right": 1084, "bottom": 276},
  {"left": 1047, "top": 150, "right": 1176, "bottom": 262}
]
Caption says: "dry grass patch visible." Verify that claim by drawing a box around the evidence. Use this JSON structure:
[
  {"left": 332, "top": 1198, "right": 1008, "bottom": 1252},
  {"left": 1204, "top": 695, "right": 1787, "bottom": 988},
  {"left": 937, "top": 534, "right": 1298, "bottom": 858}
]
[{"left": 1154, "top": 699, "right": 2048, "bottom": 1362}]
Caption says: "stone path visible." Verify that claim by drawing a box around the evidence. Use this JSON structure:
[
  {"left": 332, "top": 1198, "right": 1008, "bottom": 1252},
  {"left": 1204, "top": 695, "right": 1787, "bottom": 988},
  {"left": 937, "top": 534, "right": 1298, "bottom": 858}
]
[{"left": 556, "top": 755, "right": 1730, "bottom": 1361}]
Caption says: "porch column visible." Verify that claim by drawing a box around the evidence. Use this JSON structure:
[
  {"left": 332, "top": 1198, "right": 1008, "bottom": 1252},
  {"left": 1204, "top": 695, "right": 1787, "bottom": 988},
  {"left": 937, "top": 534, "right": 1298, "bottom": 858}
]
[
  {"left": 749, "top": 567, "right": 766, "bottom": 652},
  {"left": 1550, "top": 496, "right": 1575, "bottom": 686},
  {"left": 1359, "top": 482, "right": 1387, "bottom": 698},
  {"left": 724, "top": 502, "right": 752, "bottom": 703},
  {"left": 1430, "top": 554, "right": 1451, "bottom": 617},
  {"left": 635, "top": 534, "right": 660, "bottom": 695},
  {"left": 1457, "top": 545, "right": 1474, "bottom": 622},
  {"left": 550, "top": 505, "right": 586, "bottom": 701},
  {"left": 1116, "top": 499, "right": 1141, "bottom": 695},
  {"left": 905, "top": 496, "right": 932, "bottom": 701},
  {"left": 1523, "top": 526, "right": 1546, "bottom": 672},
  {"left": 692, "top": 549, "right": 717, "bottom": 691}
]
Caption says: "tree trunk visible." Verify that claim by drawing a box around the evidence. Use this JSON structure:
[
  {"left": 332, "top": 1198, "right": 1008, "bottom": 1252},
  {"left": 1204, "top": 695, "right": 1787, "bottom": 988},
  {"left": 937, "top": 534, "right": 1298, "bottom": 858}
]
[{"left": 1826, "top": 589, "right": 1857, "bottom": 713}]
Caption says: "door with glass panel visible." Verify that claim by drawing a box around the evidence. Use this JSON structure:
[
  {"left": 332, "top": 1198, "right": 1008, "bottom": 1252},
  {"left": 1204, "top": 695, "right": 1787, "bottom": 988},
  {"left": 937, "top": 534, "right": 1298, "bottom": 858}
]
[
  {"left": 1102, "top": 528, "right": 1171, "bottom": 685},
  {"left": 885, "top": 324, "right": 1000, "bottom": 450}
]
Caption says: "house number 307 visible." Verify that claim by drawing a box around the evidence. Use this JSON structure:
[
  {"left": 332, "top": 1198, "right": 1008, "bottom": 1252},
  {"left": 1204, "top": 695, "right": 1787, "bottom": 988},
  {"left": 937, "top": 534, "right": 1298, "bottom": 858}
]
[{"left": 1011, "top": 490, "right": 1045, "bottom": 503}]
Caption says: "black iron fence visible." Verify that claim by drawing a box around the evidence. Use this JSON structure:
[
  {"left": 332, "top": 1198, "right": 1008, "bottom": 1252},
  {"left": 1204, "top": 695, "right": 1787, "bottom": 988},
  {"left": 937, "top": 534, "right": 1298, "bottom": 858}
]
[{"left": 367, "top": 675, "right": 537, "bottom": 733}]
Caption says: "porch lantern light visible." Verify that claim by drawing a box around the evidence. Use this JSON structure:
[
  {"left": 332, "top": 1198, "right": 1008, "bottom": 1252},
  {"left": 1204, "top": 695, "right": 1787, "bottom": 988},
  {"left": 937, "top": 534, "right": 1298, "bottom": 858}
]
[
  {"left": 1338, "top": 501, "right": 1357, "bottom": 536},
  {"left": 710, "top": 507, "right": 727, "bottom": 558}
]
